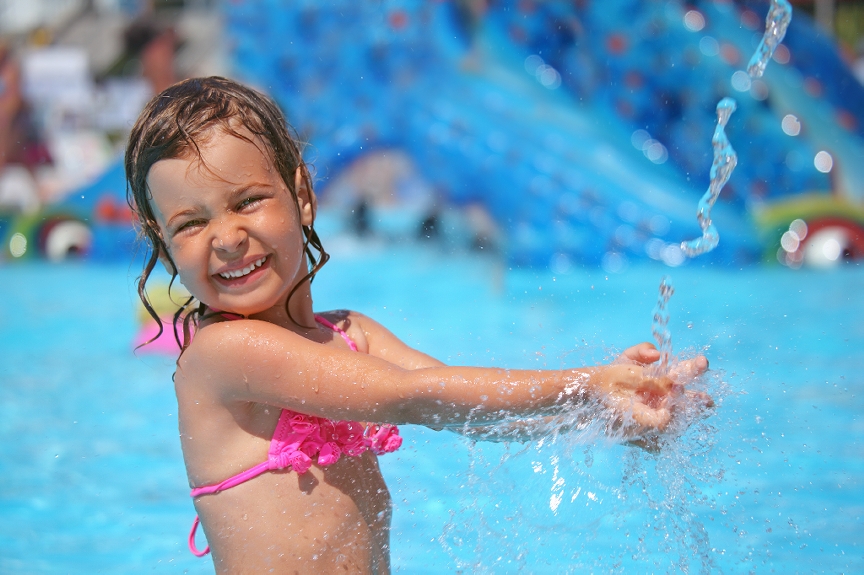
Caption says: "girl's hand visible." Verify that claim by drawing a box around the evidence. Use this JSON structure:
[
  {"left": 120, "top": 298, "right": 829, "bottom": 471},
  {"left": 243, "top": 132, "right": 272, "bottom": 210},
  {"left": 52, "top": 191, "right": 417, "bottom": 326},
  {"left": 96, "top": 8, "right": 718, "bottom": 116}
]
[
  {"left": 591, "top": 364, "right": 677, "bottom": 432},
  {"left": 590, "top": 355, "right": 712, "bottom": 436},
  {"left": 618, "top": 341, "right": 713, "bottom": 414},
  {"left": 618, "top": 342, "right": 711, "bottom": 386}
]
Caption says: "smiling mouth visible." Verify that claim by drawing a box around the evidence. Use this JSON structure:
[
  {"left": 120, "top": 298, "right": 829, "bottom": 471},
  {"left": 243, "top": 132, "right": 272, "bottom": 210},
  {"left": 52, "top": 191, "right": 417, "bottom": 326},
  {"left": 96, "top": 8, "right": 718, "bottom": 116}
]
[{"left": 217, "top": 256, "right": 267, "bottom": 280}]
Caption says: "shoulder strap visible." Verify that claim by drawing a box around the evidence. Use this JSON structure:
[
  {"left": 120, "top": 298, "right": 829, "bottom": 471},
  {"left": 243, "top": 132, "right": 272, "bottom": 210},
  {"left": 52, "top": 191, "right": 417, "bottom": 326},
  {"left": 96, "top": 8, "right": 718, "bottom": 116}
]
[{"left": 314, "top": 315, "right": 358, "bottom": 351}]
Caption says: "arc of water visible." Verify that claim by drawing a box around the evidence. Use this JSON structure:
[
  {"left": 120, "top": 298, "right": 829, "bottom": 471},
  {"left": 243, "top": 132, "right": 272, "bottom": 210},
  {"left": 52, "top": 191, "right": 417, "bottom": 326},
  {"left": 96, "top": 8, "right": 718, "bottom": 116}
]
[
  {"left": 680, "top": 98, "right": 738, "bottom": 258},
  {"left": 650, "top": 0, "right": 792, "bottom": 374},
  {"left": 747, "top": 0, "right": 793, "bottom": 79}
]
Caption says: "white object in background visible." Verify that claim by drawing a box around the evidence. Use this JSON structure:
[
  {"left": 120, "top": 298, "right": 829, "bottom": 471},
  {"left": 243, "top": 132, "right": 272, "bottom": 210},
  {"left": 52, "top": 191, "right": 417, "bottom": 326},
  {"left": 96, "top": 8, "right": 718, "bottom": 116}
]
[
  {"left": 40, "top": 130, "right": 114, "bottom": 202},
  {"left": 92, "top": 77, "right": 153, "bottom": 133},
  {"left": 803, "top": 227, "right": 849, "bottom": 268},
  {"left": 0, "top": 164, "right": 40, "bottom": 213},
  {"left": 21, "top": 46, "right": 93, "bottom": 108},
  {"left": 0, "top": 0, "right": 85, "bottom": 34},
  {"left": 44, "top": 220, "right": 93, "bottom": 261}
]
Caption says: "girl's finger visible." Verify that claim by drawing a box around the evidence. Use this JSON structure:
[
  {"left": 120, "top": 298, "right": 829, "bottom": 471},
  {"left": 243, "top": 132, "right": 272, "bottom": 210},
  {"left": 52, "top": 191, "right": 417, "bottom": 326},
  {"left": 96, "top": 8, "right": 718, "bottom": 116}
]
[
  {"left": 630, "top": 403, "right": 671, "bottom": 432},
  {"left": 668, "top": 355, "right": 709, "bottom": 383},
  {"left": 621, "top": 342, "right": 660, "bottom": 364}
]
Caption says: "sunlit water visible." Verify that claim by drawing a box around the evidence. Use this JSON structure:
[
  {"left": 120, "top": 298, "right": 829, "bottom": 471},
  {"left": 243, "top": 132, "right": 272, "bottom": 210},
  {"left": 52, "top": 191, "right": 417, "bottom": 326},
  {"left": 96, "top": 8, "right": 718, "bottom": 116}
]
[{"left": 1, "top": 237, "right": 861, "bottom": 573}]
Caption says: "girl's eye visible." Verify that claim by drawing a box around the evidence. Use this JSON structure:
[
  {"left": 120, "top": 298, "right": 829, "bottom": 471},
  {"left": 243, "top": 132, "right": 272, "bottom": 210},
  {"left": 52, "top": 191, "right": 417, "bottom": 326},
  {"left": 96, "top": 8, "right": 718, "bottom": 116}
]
[
  {"left": 175, "top": 220, "right": 205, "bottom": 234},
  {"left": 238, "top": 196, "right": 264, "bottom": 210}
]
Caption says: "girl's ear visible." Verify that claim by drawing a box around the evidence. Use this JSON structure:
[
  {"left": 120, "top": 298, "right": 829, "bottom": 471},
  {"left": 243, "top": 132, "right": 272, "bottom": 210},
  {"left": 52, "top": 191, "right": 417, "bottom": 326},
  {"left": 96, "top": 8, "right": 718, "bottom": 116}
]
[{"left": 294, "top": 165, "right": 317, "bottom": 227}]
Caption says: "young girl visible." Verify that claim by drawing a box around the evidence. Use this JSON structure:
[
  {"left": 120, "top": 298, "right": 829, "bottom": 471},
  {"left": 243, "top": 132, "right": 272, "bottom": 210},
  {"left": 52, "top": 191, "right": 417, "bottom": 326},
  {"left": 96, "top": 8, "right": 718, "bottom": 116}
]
[{"left": 126, "top": 76, "right": 709, "bottom": 574}]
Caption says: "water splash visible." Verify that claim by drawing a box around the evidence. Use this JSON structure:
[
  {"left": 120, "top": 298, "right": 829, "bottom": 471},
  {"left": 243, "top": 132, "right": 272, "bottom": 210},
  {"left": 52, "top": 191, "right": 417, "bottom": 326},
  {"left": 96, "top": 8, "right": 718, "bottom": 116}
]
[
  {"left": 680, "top": 98, "right": 738, "bottom": 257},
  {"left": 439, "top": 357, "right": 729, "bottom": 572},
  {"left": 650, "top": 275, "right": 675, "bottom": 376},
  {"left": 747, "top": 0, "right": 793, "bottom": 78}
]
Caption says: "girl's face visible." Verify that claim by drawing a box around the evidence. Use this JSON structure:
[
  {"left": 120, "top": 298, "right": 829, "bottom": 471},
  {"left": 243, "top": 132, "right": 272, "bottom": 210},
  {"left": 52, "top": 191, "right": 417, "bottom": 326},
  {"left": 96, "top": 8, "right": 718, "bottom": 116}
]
[{"left": 146, "top": 128, "right": 314, "bottom": 318}]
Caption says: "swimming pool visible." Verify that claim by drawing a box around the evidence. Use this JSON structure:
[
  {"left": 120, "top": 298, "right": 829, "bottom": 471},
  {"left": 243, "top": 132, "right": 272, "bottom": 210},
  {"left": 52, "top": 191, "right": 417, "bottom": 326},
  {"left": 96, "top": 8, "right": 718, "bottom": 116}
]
[{"left": 1, "top": 234, "right": 861, "bottom": 573}]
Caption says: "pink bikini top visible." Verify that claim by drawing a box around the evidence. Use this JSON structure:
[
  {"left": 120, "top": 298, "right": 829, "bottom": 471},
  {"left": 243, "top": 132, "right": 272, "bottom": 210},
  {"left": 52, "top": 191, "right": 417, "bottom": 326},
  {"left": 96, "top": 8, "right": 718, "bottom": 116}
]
[{"left": 188, "top": 315, "right": 402, "bottom": 557}]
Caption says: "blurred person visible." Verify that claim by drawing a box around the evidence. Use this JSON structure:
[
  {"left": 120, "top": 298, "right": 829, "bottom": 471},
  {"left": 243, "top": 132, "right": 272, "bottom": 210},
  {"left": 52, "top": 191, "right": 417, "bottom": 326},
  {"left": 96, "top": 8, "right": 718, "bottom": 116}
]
[
  {"left": 0, "top": 41, "right": 23, "bottom": 170},
  {"left": 123, "top": 17, "right": 177, "bottom": 94},
  {"left": 0, "top": 41, "right": 50, "bottom": 212}
]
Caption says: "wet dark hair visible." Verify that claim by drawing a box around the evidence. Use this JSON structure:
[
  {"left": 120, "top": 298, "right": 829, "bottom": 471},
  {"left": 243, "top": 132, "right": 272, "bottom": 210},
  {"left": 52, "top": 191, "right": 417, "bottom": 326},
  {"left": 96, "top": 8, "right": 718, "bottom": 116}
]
[{"left": 125, "top": 76, "right": 328, "bottom": 352}]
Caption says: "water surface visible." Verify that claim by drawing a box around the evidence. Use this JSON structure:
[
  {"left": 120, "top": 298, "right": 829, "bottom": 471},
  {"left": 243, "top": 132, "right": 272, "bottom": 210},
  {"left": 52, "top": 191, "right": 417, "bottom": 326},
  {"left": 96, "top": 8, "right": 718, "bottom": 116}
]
[{"left": 1, "top": 243, "right": 861, "bottom": 573}]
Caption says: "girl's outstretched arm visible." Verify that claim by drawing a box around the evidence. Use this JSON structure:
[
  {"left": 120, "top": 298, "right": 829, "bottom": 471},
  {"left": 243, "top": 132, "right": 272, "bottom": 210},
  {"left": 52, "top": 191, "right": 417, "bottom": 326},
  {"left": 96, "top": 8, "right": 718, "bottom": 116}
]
[
  {"left": 455, "top": 344, "right": 708, "bottom": 441},
  {"left": 177, "top": 318, "right": 704, "bottom": 434},
  {"left": 355, "top": 317, "right": 709, "bottom": 440}
]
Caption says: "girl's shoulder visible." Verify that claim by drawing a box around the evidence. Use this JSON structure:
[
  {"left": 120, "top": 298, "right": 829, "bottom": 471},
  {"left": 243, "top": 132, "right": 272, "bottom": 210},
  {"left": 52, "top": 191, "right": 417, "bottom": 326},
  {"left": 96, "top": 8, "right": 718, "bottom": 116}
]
[
  {"left": 178, "top": 311, "right": 377, "bottom": 379},
  {"left": 312, "top": 309, "right": 372, "bottom": 354},
  {"left": 175, "top": 318, "right": 308, "bottom": 390},
  {"left": 317, "top": 310, "right": 445, "bottom": 370}
]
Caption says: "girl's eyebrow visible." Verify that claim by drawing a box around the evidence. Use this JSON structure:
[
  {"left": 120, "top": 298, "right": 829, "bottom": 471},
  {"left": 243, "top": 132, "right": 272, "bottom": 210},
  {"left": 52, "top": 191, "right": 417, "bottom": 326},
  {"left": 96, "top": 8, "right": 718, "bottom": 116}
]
[
  {"left": 229, "top": 183, "right": 269, "bottom": 198},
  {"left": 166, "top": 208, "right": 200, "bottom": 229}
]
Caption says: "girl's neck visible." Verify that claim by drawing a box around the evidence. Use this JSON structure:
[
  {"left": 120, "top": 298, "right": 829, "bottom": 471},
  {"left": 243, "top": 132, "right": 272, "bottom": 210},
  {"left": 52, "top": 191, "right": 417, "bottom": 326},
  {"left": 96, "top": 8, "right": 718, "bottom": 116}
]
[{"left": 250, "top": 281, "right": 319, "bottom": 334}]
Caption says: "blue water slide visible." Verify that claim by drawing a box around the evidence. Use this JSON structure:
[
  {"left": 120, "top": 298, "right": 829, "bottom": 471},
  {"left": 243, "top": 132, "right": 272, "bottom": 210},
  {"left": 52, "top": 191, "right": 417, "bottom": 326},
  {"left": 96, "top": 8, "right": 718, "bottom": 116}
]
[
  {"left": 402, "top": 27, "right": 758, "bottom": 265},
  {"left": 226, "top": 0, "right": 760, "bottom": 266}
]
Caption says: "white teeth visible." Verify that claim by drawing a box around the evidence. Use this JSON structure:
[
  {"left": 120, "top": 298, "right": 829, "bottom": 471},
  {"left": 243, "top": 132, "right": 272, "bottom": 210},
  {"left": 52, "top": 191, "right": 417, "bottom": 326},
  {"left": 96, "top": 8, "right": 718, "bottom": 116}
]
[{"left": 219, "top": 256, "right": 266, "bottom": 280}]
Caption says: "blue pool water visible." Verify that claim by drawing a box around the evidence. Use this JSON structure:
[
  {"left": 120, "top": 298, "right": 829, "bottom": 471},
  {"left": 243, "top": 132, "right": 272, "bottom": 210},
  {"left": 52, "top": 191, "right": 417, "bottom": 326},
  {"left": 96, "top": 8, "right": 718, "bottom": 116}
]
[{"left": 1, "top": 237, "right": 862, "bottom": 573}]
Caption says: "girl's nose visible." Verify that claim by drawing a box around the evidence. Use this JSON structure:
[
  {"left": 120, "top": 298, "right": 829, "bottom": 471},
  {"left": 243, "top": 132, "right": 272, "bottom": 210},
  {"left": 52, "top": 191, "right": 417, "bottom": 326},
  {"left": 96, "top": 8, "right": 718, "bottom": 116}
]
[{"left": 212, "top": 219, "right": 248, "bottom": 252}]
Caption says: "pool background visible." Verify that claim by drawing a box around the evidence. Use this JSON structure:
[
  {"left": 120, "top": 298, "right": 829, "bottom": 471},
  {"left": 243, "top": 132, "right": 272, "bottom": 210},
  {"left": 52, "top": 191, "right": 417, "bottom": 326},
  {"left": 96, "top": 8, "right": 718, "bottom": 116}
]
[{"left": 1, "top": 234, "right": 862, "bottom": 573}]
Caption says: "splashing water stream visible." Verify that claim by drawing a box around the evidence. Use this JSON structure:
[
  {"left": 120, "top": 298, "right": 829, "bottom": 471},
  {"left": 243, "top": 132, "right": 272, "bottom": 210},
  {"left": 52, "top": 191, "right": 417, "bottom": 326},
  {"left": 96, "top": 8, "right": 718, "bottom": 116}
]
[
  {"left": 660, "top": 0, "right": 794, "bottom": 367},
  {"left": 680, "top": 97, "right": 739, "bottom": 258},
  {"left": 622, "top": 0, "right": 794, "bottom": 567},
  {"left": 650, "top": 275, "right": 675, "bottom": 377},
  {"left": 747, "top": 0, "right": 793, "bottom": 78},
  {"left": 680, "top": 0, "right": 793, "bottom": 258}
]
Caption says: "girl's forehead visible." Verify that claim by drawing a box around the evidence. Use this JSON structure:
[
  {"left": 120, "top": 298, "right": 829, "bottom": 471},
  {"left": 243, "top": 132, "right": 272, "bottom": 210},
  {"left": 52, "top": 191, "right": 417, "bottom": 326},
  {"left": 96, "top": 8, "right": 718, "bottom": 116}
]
[
  {"left": 152, "top": 130, "right": 275, "bottom": 187},
  {"left": 195, "top": 127, "right": 273, "bottom": 168}
]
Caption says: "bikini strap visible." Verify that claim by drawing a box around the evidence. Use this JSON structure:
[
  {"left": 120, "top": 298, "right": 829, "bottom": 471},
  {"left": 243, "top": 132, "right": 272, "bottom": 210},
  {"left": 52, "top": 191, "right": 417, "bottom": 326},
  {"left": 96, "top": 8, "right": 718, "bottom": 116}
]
[
  {"left": 188, "top": 516, "right": 209, "bottom": 557},
  {"left": 314, "top": 315, "right": 358, "bottom": 351}
]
